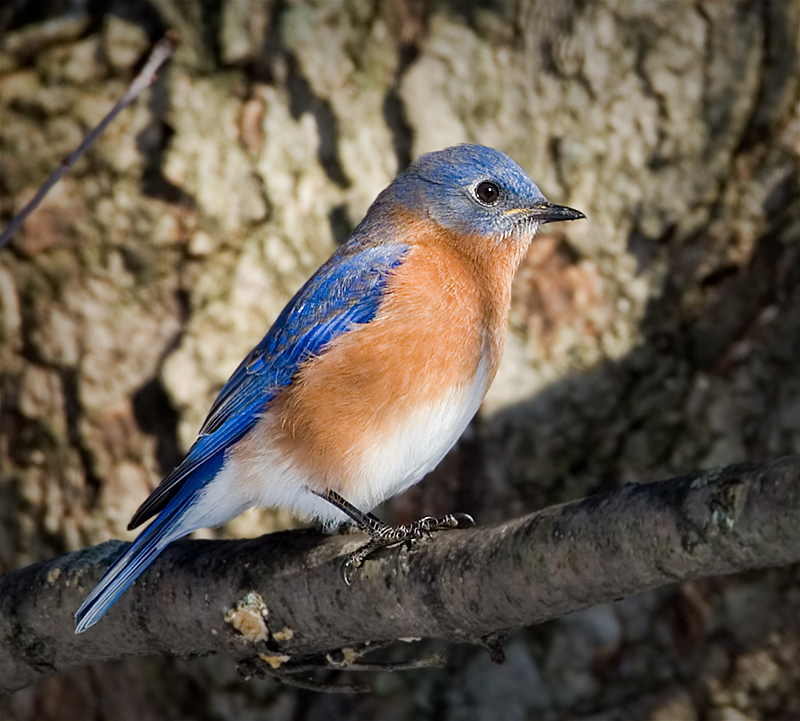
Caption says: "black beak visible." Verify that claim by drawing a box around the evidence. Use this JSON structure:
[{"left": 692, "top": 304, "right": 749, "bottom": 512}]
[{"left": 529, "top": 201, "right": 585, "bottom": 224}]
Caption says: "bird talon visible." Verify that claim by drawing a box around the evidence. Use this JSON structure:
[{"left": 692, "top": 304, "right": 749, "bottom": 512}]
[
  {"left": 341, "top": 554, "right": 363, "bottom": 586},
  {"left": 453, "top": 513, "right": 476, "bottom": 528},
  {"left": 337, "top": 510, "right": 477, "bottom": 584}
]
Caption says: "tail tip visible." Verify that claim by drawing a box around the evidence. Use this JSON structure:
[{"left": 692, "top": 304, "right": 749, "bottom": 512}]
[{"left": 74, "top": 604, "right": 98, "bottom": 634}]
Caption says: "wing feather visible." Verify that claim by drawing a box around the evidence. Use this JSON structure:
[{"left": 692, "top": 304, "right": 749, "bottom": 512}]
[{"left": 128, "top": 243, "right": 409, "bottom": 529}]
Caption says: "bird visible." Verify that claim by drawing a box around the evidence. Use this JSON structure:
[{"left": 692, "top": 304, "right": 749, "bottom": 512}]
[{"left": 74, "top": 144, "right": 584, "bottom": 633}]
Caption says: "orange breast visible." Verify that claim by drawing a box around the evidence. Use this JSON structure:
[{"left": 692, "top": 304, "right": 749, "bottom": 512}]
[{"left": 243, "top": 218, "right": 524, "bottom": 495}]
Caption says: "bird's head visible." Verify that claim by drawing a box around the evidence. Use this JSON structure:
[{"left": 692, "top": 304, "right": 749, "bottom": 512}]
[{"left": 390, "top": 144, "right": 584, "bottom": 246}]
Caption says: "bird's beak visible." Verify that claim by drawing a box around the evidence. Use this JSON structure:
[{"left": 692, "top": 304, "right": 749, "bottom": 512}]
[{"left": 527, "top": 201, "right": 585, "bottom": 224}]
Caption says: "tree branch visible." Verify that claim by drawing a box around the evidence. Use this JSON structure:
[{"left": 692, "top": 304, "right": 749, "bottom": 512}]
[
  {"left": 1, "top": 457, "right": 798, "bottom": 697},
  {"left": 0, "top": 32, "right": 177, "bottom": 250}
]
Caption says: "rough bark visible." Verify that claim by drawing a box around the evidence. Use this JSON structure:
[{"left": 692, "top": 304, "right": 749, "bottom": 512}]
[{"left": 1, "top": 1, "right": 798, "bottom": 719}]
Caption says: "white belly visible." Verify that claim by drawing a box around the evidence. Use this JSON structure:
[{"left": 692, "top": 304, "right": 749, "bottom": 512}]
[
  {"left": 202, "top": 356, "right": 490, "bottom": 529},
  {"left": 342, "top": 355, "right": 490, "bottom": 513}
]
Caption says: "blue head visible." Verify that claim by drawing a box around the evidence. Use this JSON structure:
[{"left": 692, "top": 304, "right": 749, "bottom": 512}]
[{"left": 380, "top": 144, "right": 584, "bottom": 243}]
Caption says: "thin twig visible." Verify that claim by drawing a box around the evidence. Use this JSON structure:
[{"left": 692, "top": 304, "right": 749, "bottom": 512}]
[
  {"left": 271, "top": 672, "right": 371, "bottom": 694},
  {"left": 285, "top": 654, "right": 447, "bottom": 674},
  {"left": 0, "top": 31, "right": 177, "bottom": 250},
  {"left": 236, "top": 656, "right": 372, "bottom": 693}
]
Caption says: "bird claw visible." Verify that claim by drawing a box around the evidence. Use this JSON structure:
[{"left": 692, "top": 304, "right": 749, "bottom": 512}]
[
  {"left": 341, "top": 557, "right": 358, "bottom": 586},
  {"left": 452, "top": 512, "right": 476, "bottom": 528},
  {"left": 340, "top": 511, "right": 475, "bottom": 584}
]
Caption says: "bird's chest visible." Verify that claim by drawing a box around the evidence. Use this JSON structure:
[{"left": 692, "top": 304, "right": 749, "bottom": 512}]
[{"left": 268, "top": 242, "right": 513, "bottom": 505}]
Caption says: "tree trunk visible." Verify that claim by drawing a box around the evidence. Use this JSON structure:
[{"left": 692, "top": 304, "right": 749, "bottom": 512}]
[{"left": 1, "top": 1, "right": 798, "bottom": 719}]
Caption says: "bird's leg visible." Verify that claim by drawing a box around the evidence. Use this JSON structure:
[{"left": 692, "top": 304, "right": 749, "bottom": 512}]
[
  {"left": 315, "top": 489, "right": 388, "bottom": 535},
  {"left": 315, "top": 489, "right": 475, "bottom": 585}
]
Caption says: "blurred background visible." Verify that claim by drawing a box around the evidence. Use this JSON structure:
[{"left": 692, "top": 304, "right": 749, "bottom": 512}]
[{"left": 1, "top": 1, "right": 798, "bottom": 719}]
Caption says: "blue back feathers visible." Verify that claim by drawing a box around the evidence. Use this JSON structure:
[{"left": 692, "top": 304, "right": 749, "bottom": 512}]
[{"left": 127, "top": 242, "right": 409, "bottom": 529}]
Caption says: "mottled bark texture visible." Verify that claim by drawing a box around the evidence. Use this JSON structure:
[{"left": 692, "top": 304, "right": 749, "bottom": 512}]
[{"left": 1, "top": 1, "right": 798, "bottom": 719}]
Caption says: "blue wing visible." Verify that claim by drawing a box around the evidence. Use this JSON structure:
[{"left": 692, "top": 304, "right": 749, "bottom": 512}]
[
  {"left": 77, "top": 242, "right": 409, "bottom": 633},
  {"left": 128, "top": 242, "right": 409, "bottom": 529}
]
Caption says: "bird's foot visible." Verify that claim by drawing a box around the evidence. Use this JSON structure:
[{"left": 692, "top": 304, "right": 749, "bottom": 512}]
[
  {"left": 313, "top": 489, "right": 474, "bottom": 584},
  {"left": 341, "top": 512, "right": 475, "bottom": 585}
]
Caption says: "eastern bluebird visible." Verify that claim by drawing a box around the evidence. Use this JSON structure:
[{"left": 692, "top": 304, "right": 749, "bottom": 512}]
[{"left": 75, "top": 144, "right": 584, "bottom": 633}]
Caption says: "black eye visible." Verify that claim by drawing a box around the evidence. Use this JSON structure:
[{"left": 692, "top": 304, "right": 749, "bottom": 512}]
[{"left": 475, "top": 181, "right": 500, "bottom": 205}]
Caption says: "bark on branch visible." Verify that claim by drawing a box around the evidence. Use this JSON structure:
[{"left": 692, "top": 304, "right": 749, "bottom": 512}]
[{"left": 1, "top": 457, "right": 798, "bottom": 697}]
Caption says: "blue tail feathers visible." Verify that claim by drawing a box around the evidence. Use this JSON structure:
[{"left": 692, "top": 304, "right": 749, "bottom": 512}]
[
  {"left": 75, "top": 452, "right": 225, "bottom": 633},
  {"left": 75, "top": 496, "right": 191, "bottom": 633}
]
